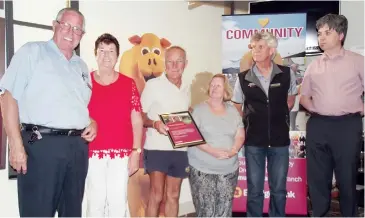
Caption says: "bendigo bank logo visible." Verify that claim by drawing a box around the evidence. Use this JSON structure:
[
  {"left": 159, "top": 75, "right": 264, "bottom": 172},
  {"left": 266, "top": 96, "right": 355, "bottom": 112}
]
[
  {"left": 226, "top": 17, "right": 304, "bottom": 40},
  {"left": 234, "top": 187, "right": 242, "bottom": 198},
  {"left": 234, "top": 187, "right": 247, "bottom": 198}
]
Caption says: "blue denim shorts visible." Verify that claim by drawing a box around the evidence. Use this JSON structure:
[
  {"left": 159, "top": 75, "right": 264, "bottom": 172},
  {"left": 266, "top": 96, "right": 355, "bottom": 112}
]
[{"left": 143, "top": 149, "right": 189, "bottom": 179}]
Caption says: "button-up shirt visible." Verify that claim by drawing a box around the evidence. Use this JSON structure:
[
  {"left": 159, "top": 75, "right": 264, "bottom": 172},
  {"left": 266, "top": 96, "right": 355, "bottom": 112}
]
[
  {"left": 0, "top": 40, "right": 91, "bottom": 129},
  {"left": 301, "top": 49, "right": 364, "bottom": 116}
]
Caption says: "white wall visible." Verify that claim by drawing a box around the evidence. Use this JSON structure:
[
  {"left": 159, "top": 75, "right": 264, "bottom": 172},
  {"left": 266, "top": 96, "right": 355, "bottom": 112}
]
[
  {"left": 341, "top": 0, "right": 364, "bottom": 49},
  {"left": 79, "top": 1, "right": 224, "bottom": 85},
  {"left": 0, "top": 0, "right": 364, "bottom": 217}
]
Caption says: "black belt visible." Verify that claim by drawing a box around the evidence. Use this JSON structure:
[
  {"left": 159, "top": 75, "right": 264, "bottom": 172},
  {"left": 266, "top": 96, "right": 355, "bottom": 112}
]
[
  {"left": 310, "top": 112, "right": 362, "bottom": 119},
  {"left": 21, "top": 123, "right": 84, "bottom": 136}
]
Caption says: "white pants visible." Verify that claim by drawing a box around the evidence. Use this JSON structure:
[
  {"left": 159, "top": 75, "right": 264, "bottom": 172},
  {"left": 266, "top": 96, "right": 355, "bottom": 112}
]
[{"left": 86, "top": 154, "right": 130, "bottom": 217}]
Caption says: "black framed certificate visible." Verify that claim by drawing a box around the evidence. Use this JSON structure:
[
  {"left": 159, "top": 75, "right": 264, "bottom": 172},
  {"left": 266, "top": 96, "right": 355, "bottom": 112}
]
[{"left": 159, "top": 111, "right": 206, "bottom": 149}]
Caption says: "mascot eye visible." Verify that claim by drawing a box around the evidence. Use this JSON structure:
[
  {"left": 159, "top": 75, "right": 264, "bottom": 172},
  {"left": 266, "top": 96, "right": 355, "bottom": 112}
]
[
  {"left": 152, "top": 48, "right": 161, "bottom": 55},
  {"left": 141, "top": 47, "right": 150, "bottom": 55}
]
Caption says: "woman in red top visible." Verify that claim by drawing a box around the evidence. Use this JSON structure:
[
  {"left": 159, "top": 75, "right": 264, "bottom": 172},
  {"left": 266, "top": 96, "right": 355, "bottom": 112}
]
[{"left": 86, "top": 33, "right": 143, "bottom": 217}]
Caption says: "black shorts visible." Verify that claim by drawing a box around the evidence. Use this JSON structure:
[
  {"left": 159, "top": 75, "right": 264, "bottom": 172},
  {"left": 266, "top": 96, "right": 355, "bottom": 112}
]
[{"left": 143, "top": 149, "right": 189, "bottom": 179}]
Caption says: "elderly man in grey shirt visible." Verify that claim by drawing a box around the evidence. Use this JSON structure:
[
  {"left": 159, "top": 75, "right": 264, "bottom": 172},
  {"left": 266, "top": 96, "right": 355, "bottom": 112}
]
[
  {"left": 232, "top": 32, "right": 297, "bottom": 217},
  {"left": 0, "top": 8, "right": 96, "bottom": 217}
]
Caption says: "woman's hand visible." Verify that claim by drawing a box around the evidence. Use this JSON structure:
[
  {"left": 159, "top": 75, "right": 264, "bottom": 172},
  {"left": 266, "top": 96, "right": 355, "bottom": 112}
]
[
  {"left": 128, "top": 151, "right": 140, "bottom": 177},
  {"left": 197, "top": 143, "right": 231, "bottom": 159},
  {"left": 209, "top": 148, "right": 230, "bottom": 159},
  {"left": 227, "top": 147, "right": 239, "bottom": 158}
]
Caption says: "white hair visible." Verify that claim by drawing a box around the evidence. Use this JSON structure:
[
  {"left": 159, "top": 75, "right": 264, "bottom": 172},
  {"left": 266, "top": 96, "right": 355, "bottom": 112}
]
[
  {"left": 55, "top": 8, "right": 85, "bottom": 31},
  {"left": 250, "top": 31, "right": 278, "bottom": 48}
]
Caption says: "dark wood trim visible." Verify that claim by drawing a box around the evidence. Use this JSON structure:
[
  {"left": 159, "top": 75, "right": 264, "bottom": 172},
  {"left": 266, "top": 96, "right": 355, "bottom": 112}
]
[
  {"left": 70, "top": 0, "right": 80, "bottom": 56},
  {"left": 5, "top": 0, "right": 14, "bottom": 68},
  {"left": 13, "top": 20, "right": 52, "bottom": 30},
  {"left": 230, "top": 1, "right": 235, "bottom": 15},
  {"left": 4, "top": 0, "right": 17, "bottom": 179}
]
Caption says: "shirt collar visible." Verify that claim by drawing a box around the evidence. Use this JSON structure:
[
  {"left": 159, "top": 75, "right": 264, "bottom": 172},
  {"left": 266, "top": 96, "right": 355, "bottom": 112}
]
[
  {"left": 320, "top": 48, "right": 346, "bottom": 61},
  {"left": 251, "top": 61, "right": 283, "bottom": 77},
  {"left": 47, "top": 39, "right": 79, "bottom": 63},
  {"left": 161, "top": 72, "right": 187, "bottom": 90}
]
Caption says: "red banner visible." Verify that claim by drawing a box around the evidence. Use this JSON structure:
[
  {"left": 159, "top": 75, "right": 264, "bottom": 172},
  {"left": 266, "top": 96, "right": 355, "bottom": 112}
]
[{"left": 232, "top": 157, "right": 307, "bottom": 215}]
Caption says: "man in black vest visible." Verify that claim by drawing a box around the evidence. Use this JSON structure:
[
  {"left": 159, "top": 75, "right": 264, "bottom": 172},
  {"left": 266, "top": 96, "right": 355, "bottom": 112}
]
[{"left": 232, "top": 32, "right": 298, "bottom": 217}]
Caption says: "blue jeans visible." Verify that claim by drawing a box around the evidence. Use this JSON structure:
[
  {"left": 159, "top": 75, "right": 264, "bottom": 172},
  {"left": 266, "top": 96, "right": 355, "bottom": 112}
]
[{"left": 245, "top": 145, "right": 289, "bottom": 217}]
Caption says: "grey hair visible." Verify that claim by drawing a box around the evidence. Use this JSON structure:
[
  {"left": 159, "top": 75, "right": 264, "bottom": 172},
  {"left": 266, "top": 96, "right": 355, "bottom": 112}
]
[
  {"left": 250, "top": 31, "right": 278, "bottom": 48},
  {"left": 316, "top": 14, "right": 348, "bottom": 46},
  {"left": 165, "top": 46, "right": 187, "bottom": 60},
  {"left": 55, "top": 8, "right": 85, "bottom": 31}
]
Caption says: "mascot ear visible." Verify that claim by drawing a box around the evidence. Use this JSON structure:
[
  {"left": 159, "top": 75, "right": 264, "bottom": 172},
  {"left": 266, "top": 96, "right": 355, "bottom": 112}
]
[
  {"left": 160, "top": 38, "right": 171, "bottom": 48},
  {"left": 129, "top": 35, "right": 142, "bottom": 45}
]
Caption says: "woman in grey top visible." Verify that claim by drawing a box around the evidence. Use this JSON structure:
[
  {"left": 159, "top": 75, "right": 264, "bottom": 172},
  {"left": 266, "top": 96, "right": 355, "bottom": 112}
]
[{"left": 188, "top": 74, "right": 245, "bottom": 217}]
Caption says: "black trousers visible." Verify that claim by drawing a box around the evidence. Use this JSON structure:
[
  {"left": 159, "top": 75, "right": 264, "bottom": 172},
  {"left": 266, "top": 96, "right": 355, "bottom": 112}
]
[
  {"left": 306, "top": 113, "right": 362, "bottom": 217},
  {"left": 18, "top": 131, "right": 89, "bottom": 217}
]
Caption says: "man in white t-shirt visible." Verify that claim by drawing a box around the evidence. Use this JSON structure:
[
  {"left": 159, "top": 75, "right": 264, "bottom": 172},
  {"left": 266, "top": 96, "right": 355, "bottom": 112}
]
[{"left": 140, "top": 46, "right": 191, "bottom": 217}]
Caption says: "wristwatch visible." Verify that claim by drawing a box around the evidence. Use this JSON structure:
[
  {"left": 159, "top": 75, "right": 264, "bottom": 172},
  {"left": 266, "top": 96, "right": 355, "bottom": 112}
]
[{"left": 132, "top": 148, "right": 142, "bottom": 153}]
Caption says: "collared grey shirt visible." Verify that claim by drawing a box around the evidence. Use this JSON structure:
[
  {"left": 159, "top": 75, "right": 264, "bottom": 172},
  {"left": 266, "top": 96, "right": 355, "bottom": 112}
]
[
  {"left": 0, "top": 40, "right": 92, "bottom": 129},
  {"left": 232, "top": 63, "right": 298, "bottom": 104}
]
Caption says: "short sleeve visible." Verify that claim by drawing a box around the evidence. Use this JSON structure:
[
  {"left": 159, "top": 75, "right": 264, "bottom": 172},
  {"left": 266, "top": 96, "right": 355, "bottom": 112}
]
[
  {"left": 131, "top": 80, "right": 142, "bottom": 112},
  {"left": 232, "top": 105, "right": 244, "bottom": 128},
  {"left": 231, "top": 78, "right": 245, "bottom": 104},
  {"left": 191, "top": 105, "right": 201, "bottom": 128},
  {"left": 0, "top": 43, "right": 35, "bottom": 101},
  {"left": 288, "top": 69, "right": 298, "bottom": 96},
  {"left": 300, "top": 63, "right": 313, "bottom": 97},
  {"left": 187, "top": 84, "right": 192, "bottom": 107},
  {"left": 140, "top": 80, "right": 154, "bottom": 113}
]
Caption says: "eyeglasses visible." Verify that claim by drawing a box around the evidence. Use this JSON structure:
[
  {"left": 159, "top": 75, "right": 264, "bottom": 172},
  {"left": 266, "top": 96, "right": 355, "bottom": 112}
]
[
  {"left": 249, "top": 44, "right": 265, "bottom": 51},
  {"left": 56, "top": 20, "right": 84, "bottom": 36}
]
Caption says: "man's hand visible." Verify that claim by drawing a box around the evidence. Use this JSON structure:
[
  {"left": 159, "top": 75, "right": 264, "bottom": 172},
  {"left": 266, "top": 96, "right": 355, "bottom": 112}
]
[
  {"left": 128, "top": 151, "right": 140, "bottom": 177},
  {"left": 154, "top": 120, "right": 168, "bottom": 135},
  {"left": 82, "top": 120, "right": 97, "bottom": 142},
  {"left": 9, "top": 144, "right": 27, "bottom": 174}
]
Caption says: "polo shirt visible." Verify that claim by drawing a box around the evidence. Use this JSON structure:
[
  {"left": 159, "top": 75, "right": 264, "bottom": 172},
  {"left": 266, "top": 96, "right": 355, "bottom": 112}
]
[{"left": 141, "top": 73, "right": 191, "bottom": 151}]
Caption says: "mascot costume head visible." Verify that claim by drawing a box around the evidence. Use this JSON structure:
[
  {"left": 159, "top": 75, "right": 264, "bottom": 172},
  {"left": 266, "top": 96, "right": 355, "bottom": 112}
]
[{"left": 119, "top": 33, "right": 171, "bottom": 93}]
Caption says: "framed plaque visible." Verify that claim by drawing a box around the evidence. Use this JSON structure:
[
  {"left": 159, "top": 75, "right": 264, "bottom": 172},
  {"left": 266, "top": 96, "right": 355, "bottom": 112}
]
[{"left": 159, "top": 111, "right": 206, "bottom": 149}]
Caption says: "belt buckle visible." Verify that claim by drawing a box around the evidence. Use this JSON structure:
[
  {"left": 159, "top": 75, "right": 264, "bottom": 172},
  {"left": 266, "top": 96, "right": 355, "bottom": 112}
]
[{"left": 67, "top": 130, "right": 73, "bottom": 136}]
